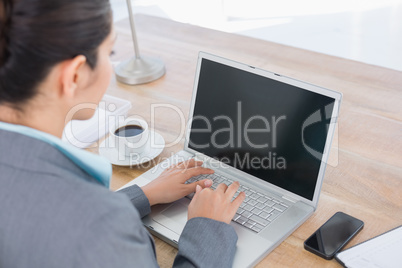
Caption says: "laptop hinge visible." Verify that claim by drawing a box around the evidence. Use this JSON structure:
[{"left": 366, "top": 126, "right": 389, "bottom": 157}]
[{"left": 282, "top": 195, "right": 297, "bottom": 203}]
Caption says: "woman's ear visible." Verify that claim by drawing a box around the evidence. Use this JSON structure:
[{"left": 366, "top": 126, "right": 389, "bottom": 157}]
[{"left": 59, "top": 55, "right": 87, "bottom": 98}]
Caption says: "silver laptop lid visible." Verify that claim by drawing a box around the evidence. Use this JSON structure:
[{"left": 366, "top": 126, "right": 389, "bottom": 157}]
[{"left": 184, "top": 52, "right": 342, "bottom": 208}]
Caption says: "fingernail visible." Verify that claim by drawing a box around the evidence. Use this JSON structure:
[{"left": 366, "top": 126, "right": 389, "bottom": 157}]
[
  {"left": 204, "top": 179, "right": 212, "bottom": 187},
  {"left": 196, "top": 185, "right": 202, "bottom": 192}
]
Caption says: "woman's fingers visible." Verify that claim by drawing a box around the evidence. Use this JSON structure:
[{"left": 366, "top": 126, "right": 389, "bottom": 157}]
[
  {"left": 169, "top": 159, "right": 203, "bottom": 170},
  {"left": 188, "top": 181, "right": 245, "bottom": 224},
  {"left": 230, "top": 192, "right": 246, "bottom": 213},
  {"left": 215, "top": 181, "right": 240, "bottom": 197},
  {"left": 215, "top": 182, "right": 228, "bottom": 193},
  {"left": 225, "top": 181, "right": 240, "bottom": 200},
  {"left": 190, "top": 178, "right": 213, "bottom": 189},
  {"left": 185, "top": 165, "right": 214, "bottom": 176}
]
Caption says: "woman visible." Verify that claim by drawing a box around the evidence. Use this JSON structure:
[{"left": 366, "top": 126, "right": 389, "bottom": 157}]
[{"left": 0, "top": 0, "right": 245, "bottom": 267}]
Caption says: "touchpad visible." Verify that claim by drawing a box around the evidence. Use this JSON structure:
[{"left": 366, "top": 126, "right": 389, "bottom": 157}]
[{"left": 153, "top": 198, "right": 190, "bottom": 235}]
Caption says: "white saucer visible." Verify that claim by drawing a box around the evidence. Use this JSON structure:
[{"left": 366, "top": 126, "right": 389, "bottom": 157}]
[{"left": 99, "top": 130, "right": 165, "bottom": 166}]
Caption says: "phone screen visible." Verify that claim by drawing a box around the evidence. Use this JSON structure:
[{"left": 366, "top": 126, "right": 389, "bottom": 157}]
[{"left": 304, "top": 212, "right": 364, "bottom": 259}]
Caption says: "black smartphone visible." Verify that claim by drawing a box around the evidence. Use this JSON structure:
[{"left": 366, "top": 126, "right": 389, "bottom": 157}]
[{"left": 304, "top": 211, "right": 364, "bottom": 260}]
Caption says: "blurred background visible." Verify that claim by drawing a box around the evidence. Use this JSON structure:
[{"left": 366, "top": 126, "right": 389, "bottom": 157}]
[{"left": 111, "top": 0, "right": 402, "bottom": 71}]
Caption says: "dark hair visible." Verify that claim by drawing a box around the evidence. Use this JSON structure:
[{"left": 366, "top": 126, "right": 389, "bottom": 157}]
[{"left": 0, "top": 0, "right": 112, "bottom": 106}]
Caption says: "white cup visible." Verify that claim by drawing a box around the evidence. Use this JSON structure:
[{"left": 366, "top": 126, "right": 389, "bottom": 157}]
[{"left": 111, "top": 118, "right": 149, "bottom": 156}]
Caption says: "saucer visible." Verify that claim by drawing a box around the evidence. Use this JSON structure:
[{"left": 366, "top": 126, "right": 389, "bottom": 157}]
[{"left": 99, "top": 130, "right": 165, "bottom": 166}]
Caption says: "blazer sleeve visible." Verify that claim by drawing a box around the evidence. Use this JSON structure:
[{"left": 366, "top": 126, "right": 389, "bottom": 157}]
[
  {"left": 118, "top": 186, "right": 239, "bottom": 267},
  {"left": 117, "top": 184, "right": 151, "bottom": 218},
  {"left": 173, "top": 217, "right": 238, "bottom": 268},
  {"left": 74, "top": 193, "right": 158, "bottom": 268}
]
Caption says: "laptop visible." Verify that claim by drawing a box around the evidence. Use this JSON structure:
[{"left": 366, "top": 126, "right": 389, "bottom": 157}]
[{"left": 119, "top": 52, "right": 342, "bottom": 267}]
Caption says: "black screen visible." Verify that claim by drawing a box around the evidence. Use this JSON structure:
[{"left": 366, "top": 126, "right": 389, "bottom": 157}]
[
  {"left": 189, "top": 58, "right": 335, "bottom": 200},
  {"left": 304, "top": 212, "right": 364, "bottom": 258}
]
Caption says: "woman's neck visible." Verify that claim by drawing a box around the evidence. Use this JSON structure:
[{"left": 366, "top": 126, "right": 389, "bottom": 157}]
[{"left": 0, "top": 102, "right": 66, "bottom": 138}]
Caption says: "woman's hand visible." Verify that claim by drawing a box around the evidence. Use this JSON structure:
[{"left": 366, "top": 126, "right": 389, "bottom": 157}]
[
  {"left": 141, "top": 159, "right": 214, "bottom": 206},
  {"left": 188, "top": 181, "right": 245, "bottom": 224}
]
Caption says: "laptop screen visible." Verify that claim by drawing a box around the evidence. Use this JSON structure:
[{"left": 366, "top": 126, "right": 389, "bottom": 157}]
[{"left": 188, "top": 58, "right": 335, "bottom": 201}]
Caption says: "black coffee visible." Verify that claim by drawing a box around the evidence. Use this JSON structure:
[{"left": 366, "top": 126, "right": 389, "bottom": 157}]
[{"left": 114, "top": 125, "right": 144, "bottom": 137}]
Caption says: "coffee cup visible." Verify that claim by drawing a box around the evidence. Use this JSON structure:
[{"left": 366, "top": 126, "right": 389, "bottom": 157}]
[{"left": 110, "top": 118, "right": 149, "bottom": 156}]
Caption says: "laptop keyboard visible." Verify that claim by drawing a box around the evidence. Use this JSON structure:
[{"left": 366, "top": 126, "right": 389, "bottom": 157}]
[{"left": 185, "top": 173, "right": 289, "bottom": 233}]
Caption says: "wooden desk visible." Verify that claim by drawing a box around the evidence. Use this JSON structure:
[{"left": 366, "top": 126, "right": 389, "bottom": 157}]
[{"left": 100, "top": 14, "right": 402, "bottom": 267}]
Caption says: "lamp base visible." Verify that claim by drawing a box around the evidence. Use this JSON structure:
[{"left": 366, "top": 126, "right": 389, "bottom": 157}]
[{"left": 115, "top": 56, "right": 165, "bottom": 85}]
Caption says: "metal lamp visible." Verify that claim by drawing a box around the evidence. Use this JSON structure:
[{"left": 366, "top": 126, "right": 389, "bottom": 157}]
[{"left": 115, "top": 0, "right": 165, "bottom": 85}]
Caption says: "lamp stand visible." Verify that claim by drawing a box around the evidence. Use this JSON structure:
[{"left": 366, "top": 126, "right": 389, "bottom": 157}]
[{"left": 115, "top": 0, "right": 165, "bottom": 85}]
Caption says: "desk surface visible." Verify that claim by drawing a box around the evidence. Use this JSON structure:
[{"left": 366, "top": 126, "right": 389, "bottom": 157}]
[{"left": 95, "top": 14, "right": 402, "bottom": 267}]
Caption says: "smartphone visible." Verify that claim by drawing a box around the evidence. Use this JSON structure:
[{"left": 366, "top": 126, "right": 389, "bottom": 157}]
[{"left": 304, "top": 211, "right": 364, "bottom": 260}]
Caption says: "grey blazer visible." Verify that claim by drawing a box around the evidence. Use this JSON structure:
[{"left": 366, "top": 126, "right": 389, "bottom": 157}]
[{"left": 0, "top": 129, "right": 238, "bottom": 268}]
